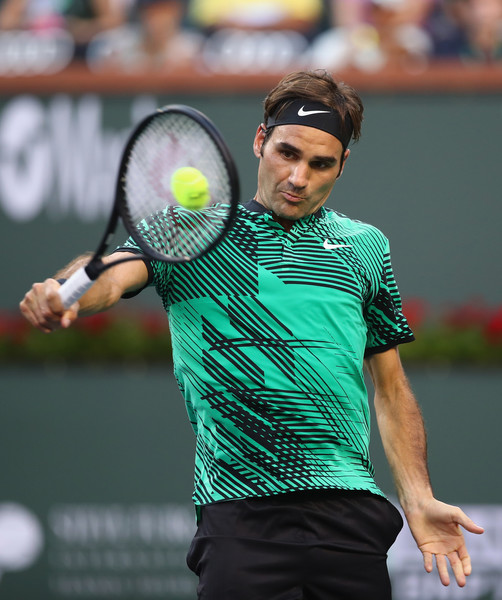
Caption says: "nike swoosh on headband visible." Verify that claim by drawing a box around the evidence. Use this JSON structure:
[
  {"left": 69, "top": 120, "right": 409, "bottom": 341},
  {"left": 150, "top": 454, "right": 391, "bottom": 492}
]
[
  {"left": 266, "top": 99, "right": 354, "bottom": 149},
  {"left": 323, "top": 240, "right": 353, "bottom": 250},
  {"left": 298, "top": 106, "right": 331, "bottom": 117}
]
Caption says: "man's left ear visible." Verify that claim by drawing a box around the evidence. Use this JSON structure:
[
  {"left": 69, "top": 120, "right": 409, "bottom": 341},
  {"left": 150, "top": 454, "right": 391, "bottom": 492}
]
[{"left": 337, "top": 148, "right": 351, "bottom": 179}]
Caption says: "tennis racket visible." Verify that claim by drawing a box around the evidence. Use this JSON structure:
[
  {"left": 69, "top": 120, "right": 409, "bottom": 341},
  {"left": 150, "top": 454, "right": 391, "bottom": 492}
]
[{"left": 59, "top": 104, "right": 240, "bottom": 308}]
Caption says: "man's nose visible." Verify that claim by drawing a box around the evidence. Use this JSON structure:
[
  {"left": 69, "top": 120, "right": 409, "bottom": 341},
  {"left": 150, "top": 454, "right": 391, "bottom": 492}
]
[{"left": 289, "top": 162, "right": 309, "bottom": 189}]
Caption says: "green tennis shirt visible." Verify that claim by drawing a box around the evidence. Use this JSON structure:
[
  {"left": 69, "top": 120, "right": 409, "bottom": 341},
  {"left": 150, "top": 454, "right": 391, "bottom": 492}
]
[{"left": 119, "top": 199, "right": 414, "bottom": 505}]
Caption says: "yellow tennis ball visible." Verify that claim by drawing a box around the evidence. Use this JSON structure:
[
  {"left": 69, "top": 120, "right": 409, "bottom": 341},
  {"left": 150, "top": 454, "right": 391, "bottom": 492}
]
[{"left": 171, "top": 167, "right": 210, "bottom": 210}]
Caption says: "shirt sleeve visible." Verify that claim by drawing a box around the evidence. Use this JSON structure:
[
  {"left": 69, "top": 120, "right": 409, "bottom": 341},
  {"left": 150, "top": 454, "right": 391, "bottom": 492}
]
[
  {"left": 114, "top": 237, "right": 173, "bottom": 300},
  {"left": 364, "top": 240, "right": 414, "bottom": 356}
]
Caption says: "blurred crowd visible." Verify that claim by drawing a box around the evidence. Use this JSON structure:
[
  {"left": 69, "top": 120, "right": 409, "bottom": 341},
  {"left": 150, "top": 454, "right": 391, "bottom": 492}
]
[{"left": 0, "top": 0, "right": 501, "bottom": 75}]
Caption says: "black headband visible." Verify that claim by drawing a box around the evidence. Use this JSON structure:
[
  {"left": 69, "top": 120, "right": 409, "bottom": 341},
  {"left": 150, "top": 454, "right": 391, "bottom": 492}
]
[{"left": 266, "top": 99, "right": 353, "bottom": 149}]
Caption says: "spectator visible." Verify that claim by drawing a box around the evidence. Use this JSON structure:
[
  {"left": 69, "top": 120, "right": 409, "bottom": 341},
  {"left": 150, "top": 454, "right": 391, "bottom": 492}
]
[
  {"left": 444, "top": 0, "right": 502, "bottom": 60},
  {"left": 187, "top": 0, "right": 325, "bottom": 37},
  {"left": 86, "top": 0, "right": 200, "bottom": 71},
  {"left": 186, "top": 0, "right": 326, "bottom": 74},
  {"left": 0, "top": 0, "right": 127, "bottom": 65},
  {"left": 327, "top": 0, "right": 436, "bottom": 68},
  {"left": 0, "top": 0, "right": 65, "bottom": 30},
  {"left": 63, "top": 0, "right": 127, "bottom": 57},
  {"left": 135, "top": 0, "right": 195, "bottom": 69},
  {"left": 423, "top": 1, "right": 471, "bottom": 58},
  {"left": 0, "top": 0, "right": 125, "bottom": 38}
]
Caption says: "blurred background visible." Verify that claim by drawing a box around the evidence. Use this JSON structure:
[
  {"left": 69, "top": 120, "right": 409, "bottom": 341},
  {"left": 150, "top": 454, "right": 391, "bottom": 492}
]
[{"left": 0, "top": 1, "right": 501, "bottom": 599}]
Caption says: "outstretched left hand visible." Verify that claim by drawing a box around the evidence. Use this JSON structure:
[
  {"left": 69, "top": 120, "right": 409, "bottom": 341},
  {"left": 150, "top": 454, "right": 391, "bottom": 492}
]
[{"left": 405, "top": 498, "right": 484, "bottom": 587}]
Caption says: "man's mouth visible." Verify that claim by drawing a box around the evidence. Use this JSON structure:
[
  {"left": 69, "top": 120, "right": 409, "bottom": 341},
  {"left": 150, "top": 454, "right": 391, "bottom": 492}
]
[{"left": 281, "top": 191, "right": 305, "bottom": 203}]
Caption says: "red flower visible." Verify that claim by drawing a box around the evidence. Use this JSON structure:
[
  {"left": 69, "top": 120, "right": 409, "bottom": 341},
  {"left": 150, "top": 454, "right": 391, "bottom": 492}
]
[
  {"left": 402, "top": 298, "right": 429, "bottom": 331},
  {"left": 484, "top": 307, "right": 502, "bottom": 345},
  {"left": 442, "top": 299, "right": 491, "bottom": 329},
  {"left": 140, "top": 312, "right": 169, "bottom": 336},
  {"left": 77, "top": 312, "right": 113, "bottom": 334},
  {"left": 0, "top": 311, "right": 29, "bottom": 342}
]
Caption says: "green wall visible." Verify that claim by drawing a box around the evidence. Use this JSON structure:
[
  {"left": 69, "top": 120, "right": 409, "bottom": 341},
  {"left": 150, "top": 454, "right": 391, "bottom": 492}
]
[{"left": 1, "top": 367, "right": 500, "bottom": 600}]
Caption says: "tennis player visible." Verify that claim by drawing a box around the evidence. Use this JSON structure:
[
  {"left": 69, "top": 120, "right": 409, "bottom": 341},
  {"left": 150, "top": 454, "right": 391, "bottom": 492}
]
[{"left": 20, "top": 70, "right": 483, "bottom": 599}]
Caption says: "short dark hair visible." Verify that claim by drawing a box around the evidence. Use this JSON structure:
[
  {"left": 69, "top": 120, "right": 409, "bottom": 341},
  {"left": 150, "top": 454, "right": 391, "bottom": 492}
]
[{"left": 263, "top": 70, "right": 364, "bottom": 144}]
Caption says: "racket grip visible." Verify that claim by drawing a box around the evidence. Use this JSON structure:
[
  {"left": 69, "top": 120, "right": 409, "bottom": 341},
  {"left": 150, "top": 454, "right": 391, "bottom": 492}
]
[{"left": 58, "top": 266, "right": 95, "bottom": 309}]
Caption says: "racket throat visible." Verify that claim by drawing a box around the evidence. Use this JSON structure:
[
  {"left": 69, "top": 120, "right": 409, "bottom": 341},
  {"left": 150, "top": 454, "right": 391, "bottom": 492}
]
[{"left": 85, "top": 259, "right": 103, "bottom": 281}]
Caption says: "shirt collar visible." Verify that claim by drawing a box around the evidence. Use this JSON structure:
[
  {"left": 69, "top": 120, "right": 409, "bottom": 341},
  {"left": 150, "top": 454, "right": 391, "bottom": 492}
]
[
  {"left": 243, "top": 198, "right": 269, "bottom": 214},
  {"left": 243, "top": 198, "right": 325, "bottom": 221}
]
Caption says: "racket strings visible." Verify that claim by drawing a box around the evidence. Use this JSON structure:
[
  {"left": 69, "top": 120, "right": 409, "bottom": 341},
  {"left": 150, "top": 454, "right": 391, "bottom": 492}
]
[{"left": 123, "top": 111, "right": 234, "bottom": 260}]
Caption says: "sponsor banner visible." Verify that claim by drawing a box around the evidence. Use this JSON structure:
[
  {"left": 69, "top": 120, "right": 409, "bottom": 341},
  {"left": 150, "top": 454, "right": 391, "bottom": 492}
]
[
  {"left": 0, "top": 503, "right": 44, "bottom": 578},
  {"left": 1, "top": 501, "right": 499, "bottom": 600},
  {"left": 0, "top": 502, "right": 197, "bottom": 599},
  {"left": 0, "top": 94, "right": 157, "bottom": 223}
]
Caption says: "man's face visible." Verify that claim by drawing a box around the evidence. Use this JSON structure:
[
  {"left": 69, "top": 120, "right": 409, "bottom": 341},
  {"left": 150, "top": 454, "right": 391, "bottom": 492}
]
[{"left": 253, "top": 124, "right": 349, "bottom": 230}]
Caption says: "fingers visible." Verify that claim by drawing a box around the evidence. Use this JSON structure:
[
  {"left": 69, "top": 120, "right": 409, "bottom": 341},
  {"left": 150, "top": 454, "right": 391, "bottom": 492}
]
[
  {"left": 431, "top": 553, "right": 464, "bottom": 588},
  {"left": 47, "top": 284, "right": 79, "bottom": 328},
  {"left": 456, "top": 510, "right": 485, "bottom": 535},
  {"left": 435, "top": 554, "right": 451, "bottom": 587},
  {"left": 20, "top": 278, "right": 79, "bottom": 332},
  {"left": 459, "top": 545, "right": 473, "bottom": 577},
  {"left": 422, "top": 551, "right": 433, "bottom": 574},
  {"left": 425, "top": 549, "right": 472, "bottom": 588},
  {"left": 447, "top": 551, "right": 467, "bottom": 587}
]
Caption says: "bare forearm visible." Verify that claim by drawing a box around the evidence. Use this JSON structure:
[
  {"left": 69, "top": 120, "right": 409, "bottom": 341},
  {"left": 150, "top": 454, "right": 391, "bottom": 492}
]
[
  {"left": 366, "top": 349, "right": 484, "bottom": 587},
  {"left": 366, "top": 349, "right": 433, "bottom": 511},
  {"left": 374, "top": 378, "right": 433, "bottom": 511},
  {"left": 21, "top": 252, "right": 148, "bottom": 332},
  {"left": 54, "top": 253, "right": 126, "bottom": 315}
]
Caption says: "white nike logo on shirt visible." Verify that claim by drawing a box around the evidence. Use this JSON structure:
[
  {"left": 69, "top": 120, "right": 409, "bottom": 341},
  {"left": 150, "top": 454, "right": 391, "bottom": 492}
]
[
  {"left": 298, "top": 106, "right": 331, "bottom": 117},
  {"left": 323, "top": 240, "right": 353, "bottom": 250}
]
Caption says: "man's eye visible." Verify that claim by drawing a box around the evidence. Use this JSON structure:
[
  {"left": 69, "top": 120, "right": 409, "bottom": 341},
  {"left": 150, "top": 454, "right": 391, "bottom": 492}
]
[{"left": 312, "top": 161, "right": 333, "bottom": 170}]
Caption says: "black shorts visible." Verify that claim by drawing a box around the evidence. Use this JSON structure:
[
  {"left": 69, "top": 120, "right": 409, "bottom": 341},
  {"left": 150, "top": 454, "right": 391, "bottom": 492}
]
[{"left": 186, "top": 489, "right": 403, "bottom": 600}]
